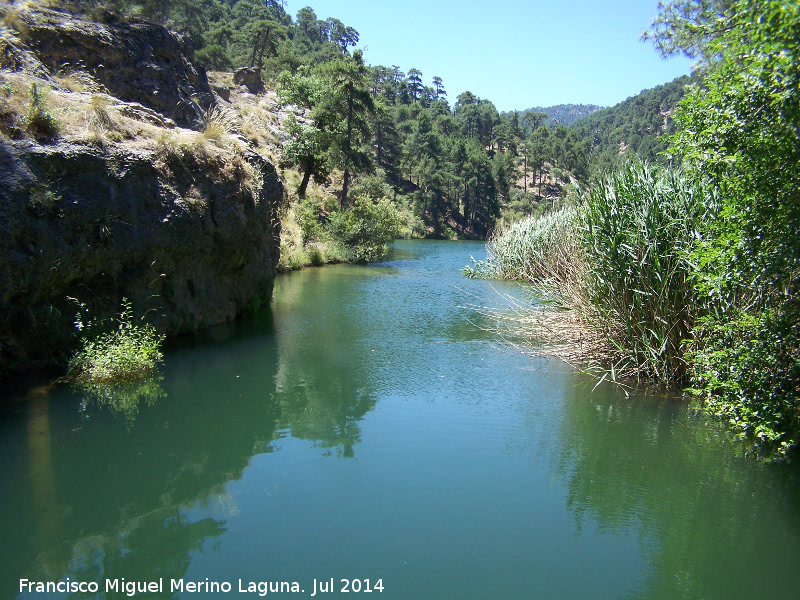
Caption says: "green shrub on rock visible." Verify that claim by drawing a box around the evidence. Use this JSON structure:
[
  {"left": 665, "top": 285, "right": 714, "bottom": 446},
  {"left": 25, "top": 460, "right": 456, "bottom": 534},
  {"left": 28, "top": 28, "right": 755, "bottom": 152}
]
[
  {"left": 25, "top": 83, "right": 59, "bottom": 138},
  {"left": 69, "top": 300, "right": 163, "bottom": 383}
]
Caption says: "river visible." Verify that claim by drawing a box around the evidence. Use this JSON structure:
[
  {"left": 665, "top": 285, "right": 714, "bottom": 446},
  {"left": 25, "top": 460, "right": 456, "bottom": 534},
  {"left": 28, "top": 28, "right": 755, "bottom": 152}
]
[{"left": 1, "top": 240, "right": 799, "bottom": 599}]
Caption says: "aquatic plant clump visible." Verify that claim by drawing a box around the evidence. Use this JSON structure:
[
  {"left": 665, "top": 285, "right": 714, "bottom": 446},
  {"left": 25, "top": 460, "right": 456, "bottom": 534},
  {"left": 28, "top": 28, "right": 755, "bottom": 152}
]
[
  {"left": 580, "top": 162, "right": 713, "bottom": 386},
  {"left": 490, "top": 205, "right": 581, "bottom": 282},
  {"left": 463, "top": 206, "right": 581, "bottom": 284},
  {"left": 473, "top": 162, "right": 713, "bottom": 390},
  {"left": 69, "top": 301, "right": 164, "bottom": 383}
]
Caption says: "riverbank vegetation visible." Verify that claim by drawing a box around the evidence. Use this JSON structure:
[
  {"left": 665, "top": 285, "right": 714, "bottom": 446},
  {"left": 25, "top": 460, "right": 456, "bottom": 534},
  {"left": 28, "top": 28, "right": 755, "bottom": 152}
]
[
  {"left": 477, "top": 0, "right": 800, "bottom": 459},
  {"left": 68, "top": 299, "right": 163, "bottom": 383},
  {"left": 6, "top": 0, "right": 796, "bottom": 457}
]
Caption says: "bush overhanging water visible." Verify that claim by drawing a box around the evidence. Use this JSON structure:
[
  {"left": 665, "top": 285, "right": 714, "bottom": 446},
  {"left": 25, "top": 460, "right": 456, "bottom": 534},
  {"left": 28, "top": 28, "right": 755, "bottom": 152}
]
[{"left": 69, "top": 300, "right": 163, "bottom": 383}]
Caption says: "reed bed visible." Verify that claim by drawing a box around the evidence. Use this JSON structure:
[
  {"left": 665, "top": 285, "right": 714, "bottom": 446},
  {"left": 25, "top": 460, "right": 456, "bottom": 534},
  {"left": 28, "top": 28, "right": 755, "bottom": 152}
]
[
  {"left": 486, "top": 205, "right": 580, "bottom": 283},
  {"left": 581, "top": 163, "right": 712, "bottom": 386},
  {"left": 478, "top": 162, "right": 713, "bottom": 388}
]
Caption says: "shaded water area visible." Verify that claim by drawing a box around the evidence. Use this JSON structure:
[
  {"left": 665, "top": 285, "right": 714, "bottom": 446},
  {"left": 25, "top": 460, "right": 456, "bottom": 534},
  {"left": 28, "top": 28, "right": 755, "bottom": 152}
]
[{"left": 2, "top": 240, "right": 800, "bottom": 599}]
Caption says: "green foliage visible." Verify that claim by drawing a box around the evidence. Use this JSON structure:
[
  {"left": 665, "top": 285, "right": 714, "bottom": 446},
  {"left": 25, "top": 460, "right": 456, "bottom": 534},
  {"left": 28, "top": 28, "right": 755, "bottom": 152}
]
[
  {"left": 686, "top": 307, "right": 800, "bottom": 458},
  {"left": 69, "top": 299, "right": 163, "bottom": 383},
  {"left": 27, "top": 186, "right": 61, "bottom": 218},
  {"left": 654, "top": 0, "right": 800, "bottom": 457},
  {"left": 642, "top": 0, "right": 736, "bottom": 63},
  {"left": 25, "top": 83, "right": 59, "bottom": 137},
  {"left": 327, "top": 196, "right": 402, "bottom": 262},
  {"left": 581, "top": 162, "right": 712, "bottom": 385},
  {"left": 295, "top": 196, "right": 325, "bottom": 244},
  {"left": 570, "top": 75, "right": 692, "bottom": 175}
]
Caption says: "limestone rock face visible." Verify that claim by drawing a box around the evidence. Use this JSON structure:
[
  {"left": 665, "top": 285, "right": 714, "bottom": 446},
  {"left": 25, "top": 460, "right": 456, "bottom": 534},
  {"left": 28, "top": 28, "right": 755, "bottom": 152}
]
[
  {"left": 0, "top": 138, "right": 282, "bottom": 373},
  {"left": 0, "top": 7, "right": 283, "bottom": 374},
  {"left": 12, "top": 5, "right": 214, "bottom": 128}
]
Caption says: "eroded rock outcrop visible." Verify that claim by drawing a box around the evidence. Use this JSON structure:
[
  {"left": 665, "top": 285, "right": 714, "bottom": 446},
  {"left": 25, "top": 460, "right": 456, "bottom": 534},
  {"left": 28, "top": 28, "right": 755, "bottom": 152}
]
[
  {"left": 0, "top": 136, "right": 282, "bottom": 374},
  {"left": 0, "top": 7, "right": 282, "bottom": 374},
  {"left": 8, "top": 5, "right": 214, "bottom": 128},
  {"left": 233, "top": 67, "right": 265, "bottom": 95}
]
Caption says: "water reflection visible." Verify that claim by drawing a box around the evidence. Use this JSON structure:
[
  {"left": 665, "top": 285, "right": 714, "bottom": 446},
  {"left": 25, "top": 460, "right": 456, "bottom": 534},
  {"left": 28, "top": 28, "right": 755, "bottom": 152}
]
[
  {"left": 556, "top": 380, "right": 800, "bottom": 599},
  {"left": 77, "top": 376, "right": 167, "bottom": 428},
  {"left": 272, "top": 266, "right": 382, "bottom": 458},
  {"left": 0, "top": 316, "right": 283, "bottom": 596},
  {"left": 0, "top": 281, "right": 385, "bottom": 595}
]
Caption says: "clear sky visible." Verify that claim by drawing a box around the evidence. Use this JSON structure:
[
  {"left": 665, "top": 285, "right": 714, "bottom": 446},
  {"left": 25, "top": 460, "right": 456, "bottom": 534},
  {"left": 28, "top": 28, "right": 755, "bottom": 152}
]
[{"left": 282, "top": 0, "right": 694, "bottom": 113}]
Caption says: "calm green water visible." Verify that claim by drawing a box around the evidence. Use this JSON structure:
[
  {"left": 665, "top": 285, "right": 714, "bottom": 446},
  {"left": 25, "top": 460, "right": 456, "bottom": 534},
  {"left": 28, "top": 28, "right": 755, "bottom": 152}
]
[{"left": 2, "top": 240, "right": 800, "bottom": 599}]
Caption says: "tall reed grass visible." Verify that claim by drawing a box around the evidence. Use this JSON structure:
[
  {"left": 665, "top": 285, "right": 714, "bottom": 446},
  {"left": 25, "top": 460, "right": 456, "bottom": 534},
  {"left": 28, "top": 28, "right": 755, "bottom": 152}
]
[
  {"left": 581, "top": 162, "right": 712, "bottom": 385},
  {"left": 478, "top": 162, "right": 714, "bottom": 388},
  {"left": 487, "top": 205, "right": 580, "bottom": 282}
]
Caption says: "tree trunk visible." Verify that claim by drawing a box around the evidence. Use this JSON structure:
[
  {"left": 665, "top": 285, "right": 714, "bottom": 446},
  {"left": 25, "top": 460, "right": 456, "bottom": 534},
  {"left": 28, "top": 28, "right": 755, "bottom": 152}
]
[
  {"left": 341, "top": 168, "right": 350, "bottom": 210},
  {"left": 298, "top": 157, "right": 313, "bottom": 198},
  {"left": 376, "top": 124, "right": 383, "bottom": 166},
  {"left": 249, "top": 32, "right": 262, "bottom": 68},
  {"left": 341, "top": 83, "right": 354, "bottom": 208},
  {"left": 523, "top": 155, "right": 527, "bottom": 194}
]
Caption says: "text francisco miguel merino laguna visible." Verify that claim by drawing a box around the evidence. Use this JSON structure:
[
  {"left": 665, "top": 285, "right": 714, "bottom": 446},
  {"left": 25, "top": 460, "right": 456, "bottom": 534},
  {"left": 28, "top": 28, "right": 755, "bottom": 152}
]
[{"left": 20, "top": 577, "right": 385, "bottom": 596}]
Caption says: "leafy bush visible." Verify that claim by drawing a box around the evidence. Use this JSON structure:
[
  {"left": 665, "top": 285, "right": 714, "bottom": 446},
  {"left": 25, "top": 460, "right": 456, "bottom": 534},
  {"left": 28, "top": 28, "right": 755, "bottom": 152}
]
[
  {"left": 327, "top": 196, "right": 402, "bottom": 262},
  {"left": 69, "top": 300, "right": 163, "bottom": 383},
  {"left": 295, "top": 197, "right": 326, "bottom": 245},
  {"left": 687, "top": 306, "right": 800, "bottom": 458},
  {"left": 651, "top": 0, "right": 800, "bottom": 458},
  {"left": 27, "top": 186, "right": 61, "bottom": 218}
]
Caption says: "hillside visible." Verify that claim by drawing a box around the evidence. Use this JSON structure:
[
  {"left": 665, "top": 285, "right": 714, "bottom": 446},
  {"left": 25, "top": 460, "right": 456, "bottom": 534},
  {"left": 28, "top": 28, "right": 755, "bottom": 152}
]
[
  {"left": 519, "top": 103, "right": 603, "bottom": 127},
  {"left": 569, "top": 75, "right": 694, "bottom": 173}
]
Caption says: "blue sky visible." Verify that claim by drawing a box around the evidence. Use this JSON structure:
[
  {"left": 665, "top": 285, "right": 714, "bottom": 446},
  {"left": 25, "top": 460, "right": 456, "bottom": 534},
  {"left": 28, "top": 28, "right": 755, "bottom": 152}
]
[{"left": 282, "top": 0, "right": 694, "bottom": 112}]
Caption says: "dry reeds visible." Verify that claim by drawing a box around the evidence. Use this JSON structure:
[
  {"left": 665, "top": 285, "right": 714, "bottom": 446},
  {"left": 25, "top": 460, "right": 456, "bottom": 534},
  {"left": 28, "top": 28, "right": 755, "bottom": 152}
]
[{"left": 201, "top": 105, "right": 238, "bottom": 142}]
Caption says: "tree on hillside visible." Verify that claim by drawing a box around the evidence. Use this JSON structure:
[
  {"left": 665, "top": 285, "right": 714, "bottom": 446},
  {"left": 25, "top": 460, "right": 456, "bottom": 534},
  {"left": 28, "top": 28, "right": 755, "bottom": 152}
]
[
  {"left": 277, "top": 67, "right": 329, "bottom": 197},
  {"left": 455, "top": 92, "right": 500, "bottom": 149},
  {"left": 278, "top": 50, "right": 376, "bottom": 205},
  {"left": 432, "top": 76, "right": 446, "bottom": 100},
  {"left": 522, "top": 111, "right": 547, "bottom": 134},
  {"left": 406, "top": 69, "right": 424, "bottom": 103},
  {"left": 229, "top": 0, "right": 287, "bottom": 67},
  {"left": 325, "top": 17, "right": 359, "bottom": 52},
  {"left": 316, "top": 50, "right": 376, "bottom": 207},
  {"left": 371, "top": 102, "right": 402, "bottom": 184},
  {"left": 296, "top": 6, "right": 320, "bottom": 41}
]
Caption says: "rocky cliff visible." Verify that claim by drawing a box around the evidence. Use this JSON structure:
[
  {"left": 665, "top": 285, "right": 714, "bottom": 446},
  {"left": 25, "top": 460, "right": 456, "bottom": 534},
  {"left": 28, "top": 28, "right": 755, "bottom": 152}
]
[{"left": 0, "top": 5, "right": 282, "bottom": 374}]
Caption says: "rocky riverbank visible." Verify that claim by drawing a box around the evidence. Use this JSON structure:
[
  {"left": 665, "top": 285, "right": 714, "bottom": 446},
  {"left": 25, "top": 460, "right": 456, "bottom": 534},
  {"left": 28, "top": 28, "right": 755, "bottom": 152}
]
[{"left": 0, "top": 4, "right": 283, "bottom": 375}]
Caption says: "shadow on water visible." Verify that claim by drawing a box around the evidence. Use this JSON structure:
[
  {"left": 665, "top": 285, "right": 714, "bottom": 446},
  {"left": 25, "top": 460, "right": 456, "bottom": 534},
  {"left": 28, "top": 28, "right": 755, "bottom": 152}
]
[{"left": 0, "top": 316, "right": 282, "bottom": 595}]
